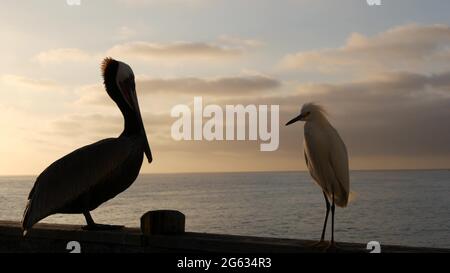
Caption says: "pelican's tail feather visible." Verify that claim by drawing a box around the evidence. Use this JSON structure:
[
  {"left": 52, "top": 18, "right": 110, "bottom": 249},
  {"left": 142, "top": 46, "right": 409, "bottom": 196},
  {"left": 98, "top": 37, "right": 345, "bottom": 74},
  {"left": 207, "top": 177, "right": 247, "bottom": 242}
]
[
  {"left": 22, "top": 193, "right": 49, "bottom": 236},
  {"left": 22, "top": 198, "right": 38, "bottom": 236}
]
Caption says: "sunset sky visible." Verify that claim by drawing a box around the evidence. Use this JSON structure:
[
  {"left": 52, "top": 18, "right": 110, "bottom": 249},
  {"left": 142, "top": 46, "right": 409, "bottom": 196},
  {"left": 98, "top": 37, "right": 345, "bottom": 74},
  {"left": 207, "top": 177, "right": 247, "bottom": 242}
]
[{"left": 1, "top": 0, "right": 450, "bottom": 175}]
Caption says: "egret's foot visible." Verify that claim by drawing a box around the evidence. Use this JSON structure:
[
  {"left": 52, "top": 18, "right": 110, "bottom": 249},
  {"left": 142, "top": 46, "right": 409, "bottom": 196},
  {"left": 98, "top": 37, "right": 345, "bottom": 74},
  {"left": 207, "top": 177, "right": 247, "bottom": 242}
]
[
  {"left": 82, "top": 224, "right": 124, "bottom": 231},
  {"left": 324, "top": 241, "right": 340, "bottom": 253},
  {"left": 307, "top": 240, "right": 329, "bottom": 249}
]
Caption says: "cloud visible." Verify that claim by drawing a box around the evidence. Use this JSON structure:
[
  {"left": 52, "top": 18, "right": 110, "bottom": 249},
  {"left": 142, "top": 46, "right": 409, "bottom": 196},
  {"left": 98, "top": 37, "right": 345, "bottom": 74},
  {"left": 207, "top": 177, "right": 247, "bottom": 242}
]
[
  {"left": 106, "top": 41, "right": 242, "bottom": 60},
  {"left": 217, "top": 35, "right": 264, "bottom": 48},
  {"left": 74, "top": 84, "right": 110, "bottom": 107},
  {"left": 212, "top": 69, "right": 450, "bottom": 161},
  {"left": 34, "top": 36, "right": 261, "bottom": 64},
  {"left": 0, "top": 74, "right": 62, "bottom": 91},
  {"left": 34, "top": 48, "right": 92, "bottom": 64},
  {"left": 20, "top": 22, "right": 450, "bottom": 173},
  {"left": 293, "top": 71, "right": 450, "bottom": 100},
  {"left": 34, "top": 68, "right": 450, "bottom": 172},
  {"left": 48, "top": 112, "right": 172, "bottom": 141},
  {"left": 50, "top": 114, "right": 123, "bottom": 138},
  {"left": 71, "top": 67, "right": 450, "bottom": 160},
  {"left": 74, "top": 74, "right": 281, "bottom": 108},
  {"left": 279, "top": 24, "right": 450, "bottom": 72},
  {"left": 289, "top": 72, "right": 450, "bottom": 158},
  {"left": 137, "top": 74, "right": 281, "bottom": 95}
]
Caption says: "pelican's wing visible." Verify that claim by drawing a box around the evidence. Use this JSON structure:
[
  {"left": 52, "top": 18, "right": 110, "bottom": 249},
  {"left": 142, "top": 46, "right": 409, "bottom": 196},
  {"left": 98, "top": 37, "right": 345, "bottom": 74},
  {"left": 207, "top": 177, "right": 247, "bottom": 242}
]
[
  {"left": 22, "top": 137, "right": 134, "bottom": 230},
  {"left": 328, "top": 126, "right": 350, "bottom": 207}
]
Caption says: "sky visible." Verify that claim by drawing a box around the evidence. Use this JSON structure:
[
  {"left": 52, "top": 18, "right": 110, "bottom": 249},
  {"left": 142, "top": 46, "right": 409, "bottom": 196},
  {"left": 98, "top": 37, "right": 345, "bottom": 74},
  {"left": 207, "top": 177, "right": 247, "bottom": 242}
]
[{"left": 1, "top": 0, "right": 450, "bottom": 175}]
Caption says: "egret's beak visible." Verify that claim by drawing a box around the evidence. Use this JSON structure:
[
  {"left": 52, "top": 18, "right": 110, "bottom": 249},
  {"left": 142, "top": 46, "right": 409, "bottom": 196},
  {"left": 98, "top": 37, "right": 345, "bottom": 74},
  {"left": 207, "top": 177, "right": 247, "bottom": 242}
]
[
  {"left": 130, "top": 87, "right": 153, "bottom": 163},
  {"left": 285, "top": 114, "right": 303, "bottom": 126}
]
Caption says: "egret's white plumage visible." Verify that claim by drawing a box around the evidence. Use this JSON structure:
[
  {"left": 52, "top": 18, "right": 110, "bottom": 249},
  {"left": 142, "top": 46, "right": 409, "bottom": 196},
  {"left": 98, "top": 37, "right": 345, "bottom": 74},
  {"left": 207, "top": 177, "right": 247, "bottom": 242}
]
[
  {"left": 302, "top": 103, "right": 349, "bottom": 207},
  {"left": 286, "top": 102, "right": 350, "bottom": 246}
]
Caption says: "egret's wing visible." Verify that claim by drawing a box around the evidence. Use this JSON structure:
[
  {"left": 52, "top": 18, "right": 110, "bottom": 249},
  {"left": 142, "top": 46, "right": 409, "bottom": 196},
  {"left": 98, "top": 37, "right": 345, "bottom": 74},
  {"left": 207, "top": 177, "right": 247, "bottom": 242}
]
[
  {"left": 304, "top": 123, "right": 350, "bottom": 207},
  {"left": 22, "top": 138, "right": 134, "bottom": 230},
  {"left": 303, "top": 126, "right": 326, "bottom": 189},
  {"left": 328, "top": 127, "right": 350, "bottom": 207},
  {"left": 304, "top": 147, "right": 319, "bottom": 183}
]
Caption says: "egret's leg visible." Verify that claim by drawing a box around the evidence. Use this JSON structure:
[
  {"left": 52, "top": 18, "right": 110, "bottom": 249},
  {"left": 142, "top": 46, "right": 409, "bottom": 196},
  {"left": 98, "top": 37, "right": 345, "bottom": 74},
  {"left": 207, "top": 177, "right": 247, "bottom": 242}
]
[
  {"left": 82, "top": 211, "right": 124, "bottom": 231},
  {"left": 324, "top": 192, "right": 339, "bottom": 252},
  {"left": 320, "top": 191, "right": 330, "bottom": 242},
  {"left": 309, "top": 192, "right": 330, "bottom": 250},
  {"left": 331, "top": 192, "right": 335, "bottom": 244}
]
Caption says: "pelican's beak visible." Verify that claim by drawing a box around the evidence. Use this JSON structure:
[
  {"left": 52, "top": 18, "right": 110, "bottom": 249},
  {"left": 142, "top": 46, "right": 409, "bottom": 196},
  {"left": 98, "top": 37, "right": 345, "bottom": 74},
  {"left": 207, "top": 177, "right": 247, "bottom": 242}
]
[
  {"left": 130, "top": 88, "right": 153, "bottom": 163},
  {"left": 285, "top": 114, "right": 303, "bottom": 126}
]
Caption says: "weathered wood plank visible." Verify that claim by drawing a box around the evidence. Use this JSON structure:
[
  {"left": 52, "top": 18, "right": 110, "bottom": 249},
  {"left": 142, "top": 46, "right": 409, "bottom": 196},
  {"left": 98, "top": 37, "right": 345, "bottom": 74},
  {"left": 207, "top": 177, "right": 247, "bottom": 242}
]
[
  {"left": 0, "top": 220, "right": 448, "bottom": 253},
  {"left": 141, "top": 210, "right": 185, "bottom": 235}
]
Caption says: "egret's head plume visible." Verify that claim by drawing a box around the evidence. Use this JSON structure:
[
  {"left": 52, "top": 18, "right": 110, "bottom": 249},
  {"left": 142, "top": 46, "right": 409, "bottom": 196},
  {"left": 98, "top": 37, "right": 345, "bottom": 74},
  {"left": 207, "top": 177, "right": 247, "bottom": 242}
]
[
  {"left": 300, "top": 102, "right": 327, "bottom": 122},
  {"left": 286, "top": 102, "right": 328, "bottom": 126}
]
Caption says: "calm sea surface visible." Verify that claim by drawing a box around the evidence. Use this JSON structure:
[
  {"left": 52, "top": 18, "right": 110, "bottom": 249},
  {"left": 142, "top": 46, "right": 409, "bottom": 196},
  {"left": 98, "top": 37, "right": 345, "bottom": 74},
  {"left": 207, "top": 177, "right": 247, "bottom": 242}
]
[{"left": 0, "top": 170, "right": 449, "bottom": 248}]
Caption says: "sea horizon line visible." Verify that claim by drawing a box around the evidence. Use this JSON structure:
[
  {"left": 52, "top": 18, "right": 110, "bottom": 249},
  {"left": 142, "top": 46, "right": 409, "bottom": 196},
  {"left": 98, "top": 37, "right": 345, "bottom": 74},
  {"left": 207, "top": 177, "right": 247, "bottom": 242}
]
[{"left": 1, "top": 167, "right": 449, "bottom": 178}]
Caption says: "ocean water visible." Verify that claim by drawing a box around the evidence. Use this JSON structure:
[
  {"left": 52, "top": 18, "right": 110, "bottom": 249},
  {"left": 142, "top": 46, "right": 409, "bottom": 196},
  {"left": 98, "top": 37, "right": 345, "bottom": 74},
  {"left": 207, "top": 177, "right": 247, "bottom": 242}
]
[{"left": 0, "top": 170, "right": 449, "bottom": 248}]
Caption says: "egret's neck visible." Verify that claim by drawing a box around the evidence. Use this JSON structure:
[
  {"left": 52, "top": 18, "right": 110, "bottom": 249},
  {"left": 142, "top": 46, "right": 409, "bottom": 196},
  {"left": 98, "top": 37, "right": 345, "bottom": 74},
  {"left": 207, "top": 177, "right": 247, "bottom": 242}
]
[{"left": 308, "top": 113, "right": 331, "bottom": 127}]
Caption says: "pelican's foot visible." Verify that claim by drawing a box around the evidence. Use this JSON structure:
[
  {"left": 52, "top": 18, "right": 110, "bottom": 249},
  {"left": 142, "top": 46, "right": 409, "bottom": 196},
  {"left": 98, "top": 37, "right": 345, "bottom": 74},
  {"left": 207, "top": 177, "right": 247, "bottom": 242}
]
[{"left": 82, "top": 224, "right": 124, "bottom": 231}]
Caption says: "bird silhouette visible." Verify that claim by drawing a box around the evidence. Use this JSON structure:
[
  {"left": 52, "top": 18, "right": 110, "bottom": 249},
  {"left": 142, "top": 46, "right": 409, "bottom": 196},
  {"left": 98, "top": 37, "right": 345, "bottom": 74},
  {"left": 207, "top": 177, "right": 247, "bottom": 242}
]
[
  {"left": 286, "top": 103, "right": 349, "bottom": 251},
  {"left": 22, "top": 58, "right": 152, "bottom": 234}
]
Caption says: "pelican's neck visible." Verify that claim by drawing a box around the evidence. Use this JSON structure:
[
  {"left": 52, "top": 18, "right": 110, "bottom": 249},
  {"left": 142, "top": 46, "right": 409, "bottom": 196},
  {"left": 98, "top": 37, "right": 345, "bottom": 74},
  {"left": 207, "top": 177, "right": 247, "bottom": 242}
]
[
  {"left": 105, "top": 81, "right": 140, "bottom": 137},
  {"left": 102, "top": 60, "right": 141, "bottom": 138},
  {"left": 122, "top": 115, "right": 138, "bottom": 137},
  {"left": 120, "top": 105, "right": 140, "bottom": 137}
]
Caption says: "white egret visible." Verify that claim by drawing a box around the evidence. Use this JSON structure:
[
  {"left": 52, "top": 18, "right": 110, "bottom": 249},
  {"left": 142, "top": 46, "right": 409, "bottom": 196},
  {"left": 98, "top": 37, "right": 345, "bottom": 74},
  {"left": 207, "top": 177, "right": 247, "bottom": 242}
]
[{"left": 286, "top": 103, "right": 349, "bottom": 250}]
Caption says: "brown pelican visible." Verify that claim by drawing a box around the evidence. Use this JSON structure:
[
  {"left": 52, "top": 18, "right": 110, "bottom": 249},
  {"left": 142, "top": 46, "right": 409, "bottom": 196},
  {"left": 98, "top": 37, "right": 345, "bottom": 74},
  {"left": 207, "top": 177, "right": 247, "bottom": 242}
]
[{"left": 22, "top": 58, "right": 152, "bottom": 234}]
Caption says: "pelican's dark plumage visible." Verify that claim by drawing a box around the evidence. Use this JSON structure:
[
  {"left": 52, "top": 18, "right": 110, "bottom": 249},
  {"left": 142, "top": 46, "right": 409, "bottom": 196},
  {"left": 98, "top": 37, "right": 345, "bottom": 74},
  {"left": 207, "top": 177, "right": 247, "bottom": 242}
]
[{"left": 22, "top": 58, "right": 152, "bottom": 234}]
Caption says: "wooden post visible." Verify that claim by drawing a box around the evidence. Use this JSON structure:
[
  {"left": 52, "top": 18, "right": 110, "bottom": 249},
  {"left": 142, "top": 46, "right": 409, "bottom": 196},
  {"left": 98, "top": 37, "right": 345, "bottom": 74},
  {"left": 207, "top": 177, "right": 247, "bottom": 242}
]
[{"left": 140, "top": 210, "right": 185, "bottom": 235}]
